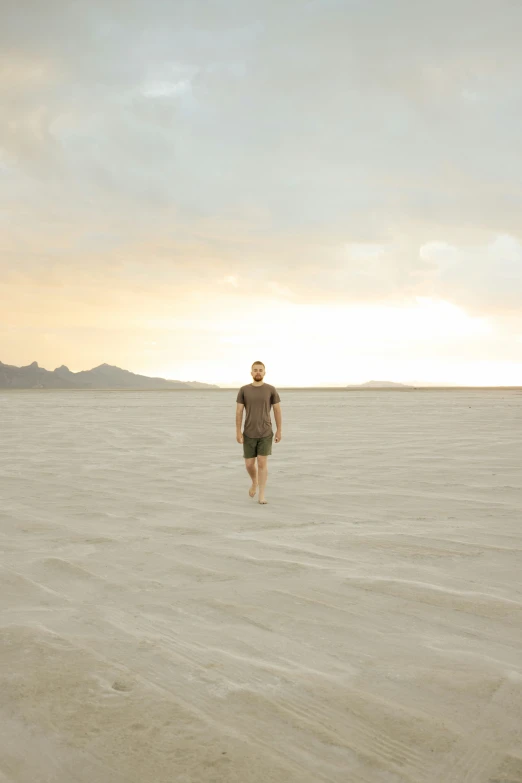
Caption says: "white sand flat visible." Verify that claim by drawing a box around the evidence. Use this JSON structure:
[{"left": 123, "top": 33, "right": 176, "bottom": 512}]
[{"left": 0, "top": 388, "right": 521, "bottom": 782}]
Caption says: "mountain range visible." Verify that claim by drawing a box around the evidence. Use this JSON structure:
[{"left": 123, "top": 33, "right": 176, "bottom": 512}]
[{"left": 0, "top": 361, "right": 219, "bottom": 390}]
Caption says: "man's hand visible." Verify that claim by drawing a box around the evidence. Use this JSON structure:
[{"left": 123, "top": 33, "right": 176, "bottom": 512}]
[
  {"left": 275, "top": 431, "right": 282, "bottom": 443},
  {"left": 236, "top": 432, "right": 244, "bottom": 444}
]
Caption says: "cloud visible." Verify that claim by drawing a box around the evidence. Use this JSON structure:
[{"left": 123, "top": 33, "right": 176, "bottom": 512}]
[
  {"left": 1, "top": 0, "right": 522, "bottom": 325},
  {"left": 420, "top": 234, "right": 522, "bottom": 313}
]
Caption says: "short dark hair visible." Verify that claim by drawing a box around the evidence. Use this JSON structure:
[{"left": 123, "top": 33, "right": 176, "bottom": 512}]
[{"left": 251, "top": 361, "right": 265, "bottom": 369}]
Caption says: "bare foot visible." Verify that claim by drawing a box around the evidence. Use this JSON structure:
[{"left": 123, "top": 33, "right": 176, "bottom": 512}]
[
  {"left": 258, "top": 496, "right": 267, "bottom": 504},
  {"left": 249, "top": 482, "right": 258, "bottom": 498}
]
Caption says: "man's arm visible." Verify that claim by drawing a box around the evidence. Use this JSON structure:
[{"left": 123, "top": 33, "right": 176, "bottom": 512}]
[
  {"left": 236, "top": 402, "right": 244, "bottom": 436},
  {"left": 273, "top": 402, "right": 282, "bottom": 438}
]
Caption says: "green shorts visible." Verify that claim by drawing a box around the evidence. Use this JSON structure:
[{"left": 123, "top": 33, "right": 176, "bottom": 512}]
[{"left": 243, "top": 433, "right": 273, "bottom": 458}]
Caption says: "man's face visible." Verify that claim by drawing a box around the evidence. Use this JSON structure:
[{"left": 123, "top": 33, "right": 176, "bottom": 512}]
[{"left": 251, "top": 365, "right": 265, "bottom": 381}]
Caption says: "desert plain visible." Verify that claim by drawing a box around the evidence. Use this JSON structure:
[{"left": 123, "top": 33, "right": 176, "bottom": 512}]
[{"left": 1, "top": 388, "right": 521, "bottom": 782}]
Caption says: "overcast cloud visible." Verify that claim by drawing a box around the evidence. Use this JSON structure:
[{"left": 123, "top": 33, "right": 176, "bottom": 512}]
[{"left": 1, "top": 0, "right": 522, "bottom": 380}]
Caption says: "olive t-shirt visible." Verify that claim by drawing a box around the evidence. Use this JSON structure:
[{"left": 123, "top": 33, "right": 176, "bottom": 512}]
[{"left": 236, "top": 383, "right": 281, "bottom": 438}]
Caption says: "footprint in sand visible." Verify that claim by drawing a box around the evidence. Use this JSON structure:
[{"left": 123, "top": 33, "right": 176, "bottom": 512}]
[{"left": 112, "top": 679, "right": 133, "bottom": 692}]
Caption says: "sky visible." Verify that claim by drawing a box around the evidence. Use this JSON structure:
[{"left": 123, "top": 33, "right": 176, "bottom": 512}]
[{"left": 1, "top": 0, "right": 522, "bottom": 387}]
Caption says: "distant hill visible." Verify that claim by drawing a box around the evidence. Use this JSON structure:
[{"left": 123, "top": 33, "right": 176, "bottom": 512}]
[
  {"left": 0, "top": 361, "right": 219, "bottom": 390},
  {"left": 404, "top": 381, "right": 459, "bottom": 387},
  {"left": 346, "top": 380, "right": 413, "bottom": 389}
]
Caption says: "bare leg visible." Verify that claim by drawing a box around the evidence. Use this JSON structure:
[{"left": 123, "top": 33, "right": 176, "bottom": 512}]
[
  {"left": 257, "top": 456, "right": 268, "bottom": 503},
  {"left": 245, "top": 458, "right": 258, "bottom": 497}
]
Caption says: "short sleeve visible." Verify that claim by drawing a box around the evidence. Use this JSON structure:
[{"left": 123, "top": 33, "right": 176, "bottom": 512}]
[
  {"left": 270, "top": 388, "right": 281, "bottom": 405},
  {"left": 236, "top": 388, "right": 245, "bottom": 404}
]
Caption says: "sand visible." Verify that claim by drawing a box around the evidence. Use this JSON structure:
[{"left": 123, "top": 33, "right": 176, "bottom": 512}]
[{"left": 1, "top": 388, "right": 521, "bottom": 783}]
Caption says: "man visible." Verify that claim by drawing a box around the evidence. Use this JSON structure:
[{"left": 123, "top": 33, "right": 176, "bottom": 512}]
[{"left": 236, "top": 361, "right": 282, "bottom": 504}]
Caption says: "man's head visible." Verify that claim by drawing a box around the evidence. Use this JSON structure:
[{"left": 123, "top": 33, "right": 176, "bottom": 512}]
[{"left": 251, "top": 361, "right": 265, "bottom": 382}]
